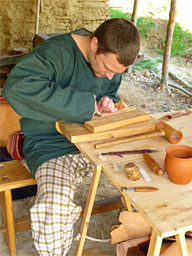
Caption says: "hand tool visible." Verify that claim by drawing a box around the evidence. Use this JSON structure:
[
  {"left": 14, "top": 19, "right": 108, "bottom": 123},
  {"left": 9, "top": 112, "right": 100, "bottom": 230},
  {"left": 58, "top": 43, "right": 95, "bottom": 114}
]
[
  {"left": 156, "top": 121, "right": 183, "bottom": 144},
  {"left": 143, "top": 153, "right": 165, "bottom": 176},
  {"left": 95, "top": 112, "right": 102, "bottom": 117},
  {"left": 121, "top": 187, "right": 159, "bottom": 192},
  {"left": 159, "top": 110, "right": 191, "bottom": 120},
  {"left": 101, "top": 149, "right": 159, "bottom": 157}
]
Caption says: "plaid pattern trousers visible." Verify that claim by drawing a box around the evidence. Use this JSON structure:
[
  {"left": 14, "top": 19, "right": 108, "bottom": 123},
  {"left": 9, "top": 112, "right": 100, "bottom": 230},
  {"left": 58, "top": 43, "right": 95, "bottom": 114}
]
[{"left": 30, "top": 154, "right": 93, "bottom": 256}]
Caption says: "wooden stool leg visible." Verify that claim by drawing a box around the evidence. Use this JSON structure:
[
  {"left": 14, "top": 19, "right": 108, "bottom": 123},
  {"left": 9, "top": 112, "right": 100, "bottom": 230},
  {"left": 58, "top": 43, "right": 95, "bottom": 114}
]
[
  {"left": 0, "top": 191, "right": 17, "bottom": 256},
  {"left": 147, "top": 230, "right": 162, "bottom": 256},
  {"left": 75, "top": 166, "right": 102, "bottom": 256},
  {"left": 176, "top": 232, "right": 188, "bottom": 256}
]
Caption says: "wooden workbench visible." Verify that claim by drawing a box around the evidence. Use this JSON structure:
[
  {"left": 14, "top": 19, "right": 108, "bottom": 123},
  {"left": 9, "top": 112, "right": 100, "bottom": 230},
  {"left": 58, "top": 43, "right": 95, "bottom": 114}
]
[{"left": 59, "top": 111, "right": 192, "bottom": 256}]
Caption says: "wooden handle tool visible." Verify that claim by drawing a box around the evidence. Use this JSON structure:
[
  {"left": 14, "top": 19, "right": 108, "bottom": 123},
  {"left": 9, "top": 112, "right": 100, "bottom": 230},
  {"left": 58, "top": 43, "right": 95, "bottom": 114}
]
[
  {"left": 94, "top": 130, "right": 164, "bottom": 149},
  {"left": 159, "top": 110, "right": 192, "bottom": 120},
  {"left": 156, "top": 121, "right": 183, "bottom": 144},
  {"left": 121, "top": 186, "right": 159, "bottom": 192},
  {"left": 143, "top": 153, "right": 165, "bottom": 176}
]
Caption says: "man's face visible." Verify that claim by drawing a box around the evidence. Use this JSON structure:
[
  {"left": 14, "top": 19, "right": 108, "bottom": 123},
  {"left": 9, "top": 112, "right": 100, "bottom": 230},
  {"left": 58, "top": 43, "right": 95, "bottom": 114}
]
[{"left": 88, "top": 37, "right": 127, "bottom": 80}]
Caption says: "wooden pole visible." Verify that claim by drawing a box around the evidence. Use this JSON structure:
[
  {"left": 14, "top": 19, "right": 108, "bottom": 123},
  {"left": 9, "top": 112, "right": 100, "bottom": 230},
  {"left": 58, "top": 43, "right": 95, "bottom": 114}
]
[
  {"left": 40, "top": 0, "right": 44, "bottom": 13},
  {"left": 161, "top": 0, "right": 177, "bottom": 89},
  {"left": 35, "top": 0, "right": 41, "bottom": 34},
  {"left": 131, "top": 0, "right": 139, "bottom": 24},
  {"left": 128, "top": 0, "right": 139, "bottom": 74}
]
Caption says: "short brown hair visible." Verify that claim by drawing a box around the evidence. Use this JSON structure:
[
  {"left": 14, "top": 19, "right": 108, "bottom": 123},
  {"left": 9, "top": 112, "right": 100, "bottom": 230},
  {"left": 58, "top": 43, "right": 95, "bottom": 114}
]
[{"left": 93, "top": 18, "right": 141, "bottom": 66}]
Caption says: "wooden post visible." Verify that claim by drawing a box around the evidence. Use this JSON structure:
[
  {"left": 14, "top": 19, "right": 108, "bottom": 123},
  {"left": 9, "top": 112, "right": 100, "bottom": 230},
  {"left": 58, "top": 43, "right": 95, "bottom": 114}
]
[
  {"left": 40, "top": 0, "right": 44, "bottom": 13},
  {"left": 161, "top": 0, "right": 177, "bottom": 89},
  {"left": 35, "top": 0, "right": 41, "bottom": 34},
  {"left": 131, "top": 0, "right": 139, "bottom": 24},
  {"left": 128, "top": 0, "right": 139, "bottom": 74}
]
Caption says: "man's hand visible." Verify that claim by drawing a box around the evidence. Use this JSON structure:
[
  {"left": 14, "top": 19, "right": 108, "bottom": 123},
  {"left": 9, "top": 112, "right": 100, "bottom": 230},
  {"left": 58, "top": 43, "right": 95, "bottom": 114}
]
[
  {"left": 92, "top": 95, "right": 102, "bottom": 118},
  {"left": 97, "top": 96, "right": 117, "bottom": 113}
]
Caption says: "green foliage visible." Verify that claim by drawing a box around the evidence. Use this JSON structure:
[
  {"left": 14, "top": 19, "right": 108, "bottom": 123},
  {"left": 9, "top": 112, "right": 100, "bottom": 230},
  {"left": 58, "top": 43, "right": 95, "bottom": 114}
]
[
  {"left": 158, "top": 23, "right": 192, "bottom": 57},
  {"left": 172, "top": 23, "right": 192, "bottom": 57},
  {"left": 133, "top": 59, "right": 162, "bottom": 73},
  {"left": 108, "top": 8, "right": 156, "bottom": 39},
  {"left": 108, "top": 8, "right": 131, "bottom": 20},
  {"left": 136, "top": 16, "right": 156, "bottom": 38}
]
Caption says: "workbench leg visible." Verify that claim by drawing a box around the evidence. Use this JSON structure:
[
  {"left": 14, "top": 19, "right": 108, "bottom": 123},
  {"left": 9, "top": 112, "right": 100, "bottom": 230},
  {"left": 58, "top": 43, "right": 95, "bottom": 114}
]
[
  {"left": 74, "top": 166, "right": 102, "bottom": 256},
  {"left": 0, "top": 191, "right": 17, "bottom": 256},
  {"left": 176, "top": 232, "right": 188, "bottom": 256},
  {"left": 121, "top": 192, "right": 132, "bottom": 212},
  {"left": 147, "top": 230, "right": 162, "bottom": 256}
]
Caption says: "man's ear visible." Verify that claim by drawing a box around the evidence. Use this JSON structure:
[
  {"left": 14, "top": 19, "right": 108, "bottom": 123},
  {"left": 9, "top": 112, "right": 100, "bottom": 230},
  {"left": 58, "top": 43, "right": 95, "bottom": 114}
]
[{"left": 90, "top": 37, "right": 98, "bottom": 53}]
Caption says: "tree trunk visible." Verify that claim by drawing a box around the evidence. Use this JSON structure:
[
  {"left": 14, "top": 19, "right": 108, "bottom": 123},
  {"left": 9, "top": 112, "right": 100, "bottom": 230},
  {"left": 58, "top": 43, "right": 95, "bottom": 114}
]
[
  {"left": 161, "top": 0, "right": 177, "bottom": 89},
  {"left": 128, "top": 0, "right": 139, "bottom": 74}
]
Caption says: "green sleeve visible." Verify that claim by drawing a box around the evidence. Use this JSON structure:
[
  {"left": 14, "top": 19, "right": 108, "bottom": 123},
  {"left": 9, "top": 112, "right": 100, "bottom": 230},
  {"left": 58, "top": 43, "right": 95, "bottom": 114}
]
[{"left": 3, "top": 52, "right": 95, "bottom": 123}]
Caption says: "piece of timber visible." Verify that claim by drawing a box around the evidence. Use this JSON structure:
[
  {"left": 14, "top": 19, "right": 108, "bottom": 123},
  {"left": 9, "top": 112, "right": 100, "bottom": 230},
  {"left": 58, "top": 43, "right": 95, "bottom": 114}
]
[
  {"left": 84, "top": 109, "right": 150, "bottom": 133},
  {"left": 94, "top": 130, "right": 165, "bottom": 149},
  {"left": 92, "top": 106, "right": 136, "bottom": 120},
  {"left": 55, "top": 116, "right": 158, "bottom": 143}
]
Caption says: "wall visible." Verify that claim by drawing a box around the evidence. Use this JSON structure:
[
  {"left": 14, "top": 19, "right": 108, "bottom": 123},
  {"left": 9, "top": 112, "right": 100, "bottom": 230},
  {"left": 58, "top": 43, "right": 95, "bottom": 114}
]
[{"left": 0, "top": 0, "right": 109, "bottom": 55}]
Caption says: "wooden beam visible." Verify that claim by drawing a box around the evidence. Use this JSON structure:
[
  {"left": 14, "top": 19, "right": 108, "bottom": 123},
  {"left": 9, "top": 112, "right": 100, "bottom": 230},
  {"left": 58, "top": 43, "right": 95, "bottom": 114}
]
[{"left": 80, "top": 196, "right": 123, "bottom": 217}]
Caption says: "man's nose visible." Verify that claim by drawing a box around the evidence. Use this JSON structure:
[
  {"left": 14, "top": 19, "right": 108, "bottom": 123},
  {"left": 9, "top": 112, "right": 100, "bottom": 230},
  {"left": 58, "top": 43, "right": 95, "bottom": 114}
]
[{"left": 106, "top": 71, "right": 114, "bottom": 80}]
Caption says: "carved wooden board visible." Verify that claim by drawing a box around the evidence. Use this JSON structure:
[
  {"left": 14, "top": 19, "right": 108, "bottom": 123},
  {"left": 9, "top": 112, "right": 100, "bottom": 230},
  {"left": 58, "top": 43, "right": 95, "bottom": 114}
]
[
  {"left": 55, "top": 116, "right": 158, "bottom": 143},
  {"left": 84, "top": 109, "right": 150, "bottom": 133}
]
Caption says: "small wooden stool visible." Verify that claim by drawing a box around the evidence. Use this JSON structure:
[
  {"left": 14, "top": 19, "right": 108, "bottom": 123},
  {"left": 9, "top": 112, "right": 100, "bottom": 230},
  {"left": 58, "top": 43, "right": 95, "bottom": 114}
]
[
  {"left": 0, "top": 102, "right": 37, "bottom": 256},
  {"left": 0, "top": 160, "right": 36, "bottom": 256}
]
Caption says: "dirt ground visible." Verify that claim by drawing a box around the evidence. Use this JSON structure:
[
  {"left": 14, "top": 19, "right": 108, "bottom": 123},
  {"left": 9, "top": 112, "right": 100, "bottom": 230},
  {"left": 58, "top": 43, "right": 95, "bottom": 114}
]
[{"left": 0, "top": 18, "right": 192, "bottom": 256}]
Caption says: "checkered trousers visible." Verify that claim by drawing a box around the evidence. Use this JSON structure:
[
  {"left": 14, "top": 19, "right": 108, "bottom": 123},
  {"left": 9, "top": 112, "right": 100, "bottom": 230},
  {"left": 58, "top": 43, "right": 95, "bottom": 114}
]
[{"left": 30, "top": 154, "right": 94, "bottom": 256}]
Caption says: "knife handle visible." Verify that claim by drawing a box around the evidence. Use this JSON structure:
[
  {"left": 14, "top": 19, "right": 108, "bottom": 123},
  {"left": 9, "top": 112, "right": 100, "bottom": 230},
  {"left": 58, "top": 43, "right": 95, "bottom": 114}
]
[
  {"left": 135, "top": 187, "right": 158, "bottom": 192},
  {"left": 143, "top": 153, "right": 165, "bottom": 176}
]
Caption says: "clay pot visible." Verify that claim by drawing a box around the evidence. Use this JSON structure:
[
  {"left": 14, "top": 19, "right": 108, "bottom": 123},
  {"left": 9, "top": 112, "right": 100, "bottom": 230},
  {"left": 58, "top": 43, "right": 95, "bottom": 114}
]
[{"left": 165, "top": 145, "right": 192, "bottom": 185}]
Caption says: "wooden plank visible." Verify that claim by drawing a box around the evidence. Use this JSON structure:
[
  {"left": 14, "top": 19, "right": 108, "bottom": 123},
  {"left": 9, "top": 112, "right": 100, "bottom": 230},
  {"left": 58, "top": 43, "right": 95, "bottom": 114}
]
[
  {"left": 74, "top": 111, "right": 192, "bottom": 256},
  {"left": 102, "top": 159, "right": 192, "bottom": 237},
  {"left": 0, "top": 216, "right": 31, "bottom": 233},
  {"left": 56, "top": 116, "right": 158, "bottom": 143},
  {"left": 75, "top": 111, "right": 192, "bottom": 172},
  {"left": 94, "top": 130, "right": 165, "bottom": 149},
  {"left": 84, "top": 109, "right": 150, "bottom": 133},
  {"left": 80, "top": 196, "right": 123, "bottom": 217},
  {"left": 14, "top": 216, "right": 31, "bottom": 232},
  {"left": 82, "top": 248, "right": 105, "bottom": 256}
]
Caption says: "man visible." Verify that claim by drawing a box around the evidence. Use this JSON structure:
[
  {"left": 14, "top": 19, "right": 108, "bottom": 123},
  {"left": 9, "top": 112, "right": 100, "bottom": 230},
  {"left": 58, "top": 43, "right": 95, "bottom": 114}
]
[{"left": 3, "top": 18, "right": 140, "bottom": 255}]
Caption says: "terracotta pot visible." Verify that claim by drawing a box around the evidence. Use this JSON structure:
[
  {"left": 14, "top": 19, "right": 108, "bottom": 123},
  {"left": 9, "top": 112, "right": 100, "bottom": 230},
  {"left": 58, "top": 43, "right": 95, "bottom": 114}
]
[{"left": 165, "top": 145, "right": 192, "bottom": 185}]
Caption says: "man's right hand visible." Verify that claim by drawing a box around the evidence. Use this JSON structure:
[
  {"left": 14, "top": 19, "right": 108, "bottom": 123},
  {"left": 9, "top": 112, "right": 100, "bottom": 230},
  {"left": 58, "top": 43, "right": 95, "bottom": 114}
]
[
  {"left": 97, "top": 96, "right": 117, "bottom": 113},
  {"left": 93, "top": 95, "right": 102, "bottom": 118}
]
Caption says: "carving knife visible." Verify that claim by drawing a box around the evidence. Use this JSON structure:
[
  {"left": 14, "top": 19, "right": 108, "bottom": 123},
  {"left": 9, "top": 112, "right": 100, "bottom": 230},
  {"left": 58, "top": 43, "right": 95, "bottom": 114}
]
[
  {"left": 121, "top": 186, "right": 159, "bottom": 192},
  {"left": 101, "top": 149, "right": 159, "bottom": 157}
]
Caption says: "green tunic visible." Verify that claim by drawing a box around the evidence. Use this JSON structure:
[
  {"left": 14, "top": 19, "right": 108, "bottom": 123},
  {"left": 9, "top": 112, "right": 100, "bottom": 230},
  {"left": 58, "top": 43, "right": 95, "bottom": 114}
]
[{"left": 3, "top": 30, "right": 122, "bottom": 176}]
